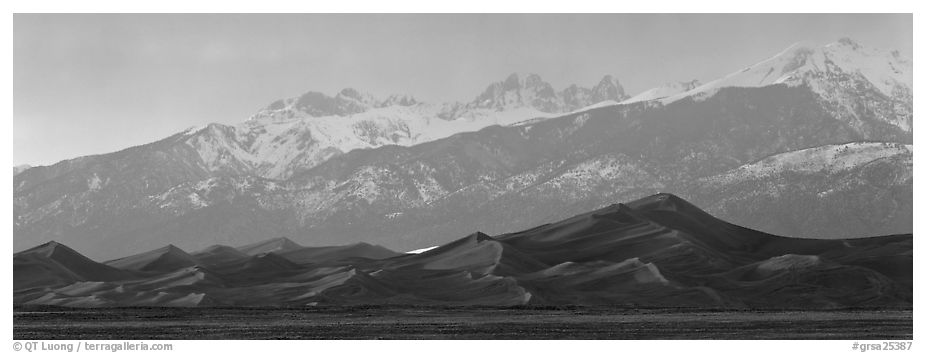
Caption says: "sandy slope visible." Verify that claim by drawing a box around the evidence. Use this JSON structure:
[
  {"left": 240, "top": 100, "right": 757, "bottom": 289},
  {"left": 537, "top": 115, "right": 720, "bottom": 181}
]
[{"left": 13, "top": 193, "right": 912, "bottom": 308}]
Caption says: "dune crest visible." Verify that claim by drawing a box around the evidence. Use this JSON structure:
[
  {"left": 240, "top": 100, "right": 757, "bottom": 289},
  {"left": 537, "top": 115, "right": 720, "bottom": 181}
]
[{"left": 13, "top": 194, "right": 912, "bottom": 308}]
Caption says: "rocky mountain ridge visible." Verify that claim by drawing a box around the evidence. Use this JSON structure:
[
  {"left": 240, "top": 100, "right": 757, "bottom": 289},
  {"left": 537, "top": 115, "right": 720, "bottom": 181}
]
[{"left": 13, "top": 39, "right": 912, "bottom": 260}]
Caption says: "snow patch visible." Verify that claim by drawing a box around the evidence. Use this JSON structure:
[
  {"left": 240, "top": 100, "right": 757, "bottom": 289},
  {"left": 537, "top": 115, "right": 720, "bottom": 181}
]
[
  {"left": 566, "top": 100, "right": 619, "bottom": 114},
  {"left": 187, "top": 193, "right": 209, "bottom": 209},
  {"left": 87, "top": 173, "right": 103, "bottom": 191},
  {"left": 406, "top": 246, "right": 439, "bottom": 254},
  {"left": 709, "top": 142, "right": 912, "bottom": 183},
  {"left": 621, "top": 80, "right": 700, "bottom": 104}
]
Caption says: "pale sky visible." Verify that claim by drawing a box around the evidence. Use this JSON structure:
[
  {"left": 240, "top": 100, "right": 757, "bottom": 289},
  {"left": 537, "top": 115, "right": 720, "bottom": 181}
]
[{"left": 13, "top": 14, "right": 912, "bottom": 167}]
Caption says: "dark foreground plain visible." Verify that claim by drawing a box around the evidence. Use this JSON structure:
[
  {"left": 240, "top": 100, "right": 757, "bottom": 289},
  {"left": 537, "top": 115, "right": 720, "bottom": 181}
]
[{"left": 14, "top": 306, "right": 912, "bottom": 340}]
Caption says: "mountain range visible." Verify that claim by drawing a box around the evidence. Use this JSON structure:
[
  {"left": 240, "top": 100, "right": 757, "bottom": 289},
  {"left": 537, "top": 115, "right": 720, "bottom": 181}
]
[
  {"left": 13, "top": 193, "right": 912, "bottom": 308},
  {"left": 13, "top": 38, "right": 912, "bottom": 261}
]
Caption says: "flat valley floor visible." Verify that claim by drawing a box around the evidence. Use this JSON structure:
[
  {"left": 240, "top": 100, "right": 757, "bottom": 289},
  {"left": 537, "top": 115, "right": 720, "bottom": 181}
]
[{"left": 13, "top": 307, "right": 912, "bottom": 340}]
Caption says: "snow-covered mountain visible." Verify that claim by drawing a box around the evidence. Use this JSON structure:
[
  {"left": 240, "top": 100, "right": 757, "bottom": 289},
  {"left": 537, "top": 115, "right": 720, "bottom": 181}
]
[
  {"left": 125, "top": 92, "right": 912, "bottom": 258},
  {"left": 13, "top": 38, "right": 913, "bottom": 260},
  {"left": 462, "top": 73, "right": 628, "bottom": 114},
  {"left": 178, "top": 73, "right": 627, "bottom": 180},
  {"left": 660, "top": 38, "right": 912, "bottom": 132},
  {"left": 696, "top": 142, "right": 912, "bottom": 238},
  {"left": 706, "top": 142, "right": 912, "bottom": 182}
]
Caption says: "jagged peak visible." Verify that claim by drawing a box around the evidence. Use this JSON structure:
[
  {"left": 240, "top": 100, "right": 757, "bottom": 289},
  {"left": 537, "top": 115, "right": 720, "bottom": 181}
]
[
  {"left": 657, "top": 39, "right": 914, "bottom": 104},
  {"left": 479, "top": 72, "right": 552, "bottom": 94},
  {"left": 250, "top": 85, "right": 425, "bottom": 121},
  {"left": 591, "top": 74, "right": 628, "bottom": 101},
  {"left": 496, "top": 72, "right": 550, "bottom": 91},
  {"left": 379, "top": 93, "right": 419, "bottom": 107},
  {"left": 595, "top": 74, "right": 621, "bottom": 87},
  {"left": 502, "top": 72, "right": 546, "bottom": 88},
  {"left": 336, "top": 87, "right": 364, "bottom": 100}
]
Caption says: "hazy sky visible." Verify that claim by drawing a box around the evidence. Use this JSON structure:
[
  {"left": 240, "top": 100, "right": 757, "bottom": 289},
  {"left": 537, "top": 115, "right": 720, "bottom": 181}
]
[{"left": 14, "top": 13, "right": 912, "bottom": 166}]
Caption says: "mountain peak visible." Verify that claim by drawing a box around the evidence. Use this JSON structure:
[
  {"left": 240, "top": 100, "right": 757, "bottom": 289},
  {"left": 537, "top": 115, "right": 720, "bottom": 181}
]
[
  {"left": 591, "top": 74, "right": 628, "bottom": 102},
  {"left": 835, "top": 37, "right": 861, "bottom": 50},
  {"left": 501, "top": 72, "right": 545, "bottom": 88},
  {"left": 596, "top": 74, "right": 621, "bottom": 88},
  {"left": 466, "top": 72, "right": 628, "bottom": 114},
  {"left": 469, "top": 72, "right": 557, "bottom": 112},
  {"left": 659, "top": 38, "right": 910, "bottom": 121},
  {"left": 337, "top": 87, "right": 364, "bottom": 100},
  {"left": 379, "top": 94, "right": 419, "bottom": 107},
  {"left": 335, "top": 88, "right": 378, "bottom": 106},
  {"left": 503, "top": 72, "right": 548, "bottom": 89},
  {"left": 251, "top": 86, "right": 422, "bottom": 121}
]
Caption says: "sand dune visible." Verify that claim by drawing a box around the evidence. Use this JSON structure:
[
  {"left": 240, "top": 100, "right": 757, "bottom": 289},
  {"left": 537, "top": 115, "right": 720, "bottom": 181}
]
[
  {"left": 192, "top": 245, "right": 250, "bottom": 267},
  {"left": 236, "top": 237, "right": 303, "bottom": 256},
  {"left": 14, "top": 242, "right": 133, "bottom": 289},
  {"left": 104, "top": 245, "right": 199, "bottom": 273},
  {"left": 277, "top": 242, "right": 401, "bottom": 265},
  {"left": 13, "top": 193, "right": 912, "bottom": 308},
  {"left": 132, "top": 266, "right": 223, "bottom": 290},
  {"left": 205, "top": 253, "right": 304, "bottom": 284}
]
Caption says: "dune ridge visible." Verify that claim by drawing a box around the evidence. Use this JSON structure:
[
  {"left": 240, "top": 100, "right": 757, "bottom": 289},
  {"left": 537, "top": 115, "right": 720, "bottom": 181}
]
[{"left": 13, "top": 193, "right": 912, "bottom": 308}]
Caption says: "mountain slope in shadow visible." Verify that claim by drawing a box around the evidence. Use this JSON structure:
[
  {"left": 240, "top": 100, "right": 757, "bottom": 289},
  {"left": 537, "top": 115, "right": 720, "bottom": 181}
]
[{"left": 13, "top": 194, "right": 911, "bottom": 308}]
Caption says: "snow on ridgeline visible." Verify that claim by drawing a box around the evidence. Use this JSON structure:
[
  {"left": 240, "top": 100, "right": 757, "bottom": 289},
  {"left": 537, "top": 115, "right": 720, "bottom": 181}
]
[
  {"left": 620, "top": 80, "right": 701, "bottom": 104},
  {"left": 707, "top": 142, "right": 912, "bottom": 183},
  {"left": 178, "top": 73, "right": 630, "bottom": 180},
  {"left": 658, "top": 38, "right": 911, "bottom": 107},
  {"left": 608, "top": 38, "right": 913, "bottom": 134}
]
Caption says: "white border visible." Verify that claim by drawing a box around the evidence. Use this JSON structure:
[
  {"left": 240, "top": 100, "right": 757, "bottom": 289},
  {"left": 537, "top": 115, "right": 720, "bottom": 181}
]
[{"left": 2, "top": 3, "right": 922, "bottom": 352}]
